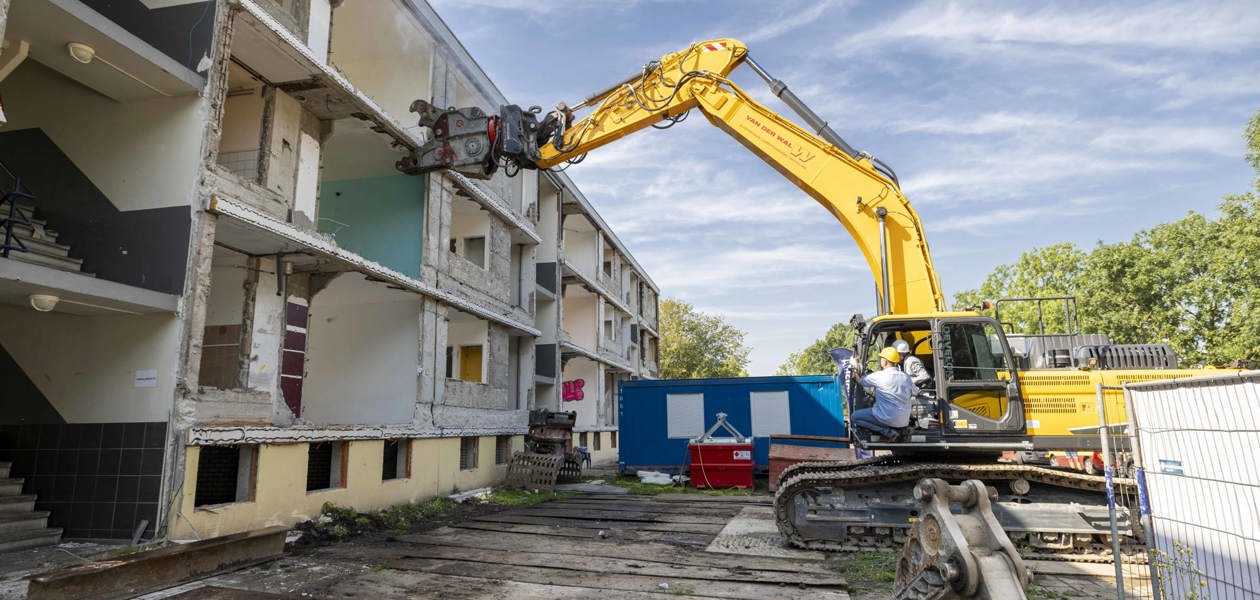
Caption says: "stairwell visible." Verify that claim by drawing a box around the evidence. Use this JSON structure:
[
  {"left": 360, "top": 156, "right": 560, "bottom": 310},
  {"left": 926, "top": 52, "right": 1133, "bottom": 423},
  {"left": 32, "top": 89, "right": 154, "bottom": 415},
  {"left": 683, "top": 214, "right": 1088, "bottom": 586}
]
[
  {"left": 1, "top": 198, "right": 88, "bottom": 275},
  {"left": 0, "top": 460, "right": 62, "bottom": 553}
]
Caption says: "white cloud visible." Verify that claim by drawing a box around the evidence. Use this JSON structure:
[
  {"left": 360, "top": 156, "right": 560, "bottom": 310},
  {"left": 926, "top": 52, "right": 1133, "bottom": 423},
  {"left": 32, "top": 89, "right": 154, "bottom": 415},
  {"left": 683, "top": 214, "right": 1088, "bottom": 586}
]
[
  {"left": 844, "top": 2, "right": 1260, "bottom": 54},
  {"left": 1088, "top": 125, "right": 1241, "bottom": 158},
  {"left": 1156, "top": 71, "right": 1260, "bottom": 110},
  {"left": 891, "top": 112, "right": 1074, "bottom": 136},
  {"left": 740, "top": 0, "right": 851, "bottom": 43}
]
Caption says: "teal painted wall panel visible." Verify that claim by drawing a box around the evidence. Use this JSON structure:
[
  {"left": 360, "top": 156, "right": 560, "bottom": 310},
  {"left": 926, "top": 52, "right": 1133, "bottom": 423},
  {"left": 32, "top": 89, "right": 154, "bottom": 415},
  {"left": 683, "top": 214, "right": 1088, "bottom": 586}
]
[{"left": 318, "top": 175, "right": 425, "bottom": 278}]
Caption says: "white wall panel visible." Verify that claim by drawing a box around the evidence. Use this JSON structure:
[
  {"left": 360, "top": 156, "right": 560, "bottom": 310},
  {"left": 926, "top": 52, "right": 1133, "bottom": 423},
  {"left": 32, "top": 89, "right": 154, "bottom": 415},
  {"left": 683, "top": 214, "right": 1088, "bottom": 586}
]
[{"left": 666, "top": 393, "right": 703, "bottom": 439}]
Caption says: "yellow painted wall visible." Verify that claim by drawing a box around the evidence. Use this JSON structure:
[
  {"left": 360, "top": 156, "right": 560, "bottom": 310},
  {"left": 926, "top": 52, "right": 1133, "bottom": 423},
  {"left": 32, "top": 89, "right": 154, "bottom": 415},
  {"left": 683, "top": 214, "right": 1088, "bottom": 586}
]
[
  {"left": 587, "top": 431, "right": 620, "bottom": 466},
  {"left": 170, "top": 435, "right": 522, "bottom": 540}
]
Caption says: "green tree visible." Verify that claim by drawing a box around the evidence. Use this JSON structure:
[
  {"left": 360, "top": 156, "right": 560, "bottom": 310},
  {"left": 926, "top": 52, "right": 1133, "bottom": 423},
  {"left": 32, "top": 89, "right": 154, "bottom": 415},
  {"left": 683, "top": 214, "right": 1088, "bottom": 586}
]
[
  {"left": 952, "top": 197, "right": 1260, "bottom": 366},
  {"left": 951, "top": 242, "right": 1087, "bottom": 334},
  {"left": 658, "top": 298, "right": 751, "bottom": 379},
  {"left": 1245, "top": 108, "right": 1260, "bottom": 174},
  {"left": 776, "top": 321, "right": 857, "bottom": 375}
]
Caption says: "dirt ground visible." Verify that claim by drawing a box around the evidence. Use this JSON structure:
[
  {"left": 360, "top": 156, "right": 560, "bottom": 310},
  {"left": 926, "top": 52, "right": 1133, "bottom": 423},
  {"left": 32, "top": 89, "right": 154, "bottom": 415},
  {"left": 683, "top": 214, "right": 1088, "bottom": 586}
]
[
  {"left": 140, "top": 486, "right": 1133, "bottom": 600},
  {"left": 2, "top": 482, "right": 1139, "bottom": 599}
]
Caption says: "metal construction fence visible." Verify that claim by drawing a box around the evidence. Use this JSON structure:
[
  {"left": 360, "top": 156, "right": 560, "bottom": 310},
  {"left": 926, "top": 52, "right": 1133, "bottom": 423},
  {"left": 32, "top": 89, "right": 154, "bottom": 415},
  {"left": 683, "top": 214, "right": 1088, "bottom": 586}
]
[{"left": 1099, "top": 372, "right": 1260, "bottom": 600}]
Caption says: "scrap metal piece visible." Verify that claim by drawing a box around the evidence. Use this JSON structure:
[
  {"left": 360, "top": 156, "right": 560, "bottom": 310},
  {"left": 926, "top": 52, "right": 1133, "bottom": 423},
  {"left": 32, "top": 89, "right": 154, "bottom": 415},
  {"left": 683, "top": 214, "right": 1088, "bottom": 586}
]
[
  {"left": 893, "top": 479, "right": 1029, "bottom": 600},
  {"left": 504, "top": 451, "right": 564, "bottom": 491},
  {"left": 396, "top": 100, "right": 496, "bottom": 179},
  {"left": 503, "top": 410, "right": 583, "bottom": 491}
]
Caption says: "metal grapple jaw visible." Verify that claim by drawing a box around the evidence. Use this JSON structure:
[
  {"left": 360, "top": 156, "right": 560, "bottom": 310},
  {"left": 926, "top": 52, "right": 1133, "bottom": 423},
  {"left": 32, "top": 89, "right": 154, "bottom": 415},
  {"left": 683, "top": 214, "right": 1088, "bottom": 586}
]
[{"left": 396, "top": 100, "right": 548, "bottom": 180}]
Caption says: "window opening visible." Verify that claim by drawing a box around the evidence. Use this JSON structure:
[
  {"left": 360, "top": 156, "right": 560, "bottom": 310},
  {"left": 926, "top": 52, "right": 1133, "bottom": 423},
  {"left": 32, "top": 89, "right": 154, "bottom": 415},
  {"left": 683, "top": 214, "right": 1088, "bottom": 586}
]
[
  {"left": 382, "top": 439, "right": 410, "bottom": 481},
  {"left": 307, "top": 441, "right": 346, "bottom": 491},
  {"left": 460, "top": 437, "right": 479, "bottom": 470},
  {"left": 195, "top": 445, "right": 257, "bottom": 507},
  {"left": 495, "top": 435, "right": 512, "bottom": 465},
  {"left": 463, "top": 236, "right": 486, "bottom": 268}
]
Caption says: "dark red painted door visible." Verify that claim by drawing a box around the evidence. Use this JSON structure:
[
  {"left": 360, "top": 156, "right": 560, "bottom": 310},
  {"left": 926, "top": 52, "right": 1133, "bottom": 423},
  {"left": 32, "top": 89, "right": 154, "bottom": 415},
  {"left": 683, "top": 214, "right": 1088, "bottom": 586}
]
[{"left": 280, "top": 301, "right": 308, "bottom": 417}]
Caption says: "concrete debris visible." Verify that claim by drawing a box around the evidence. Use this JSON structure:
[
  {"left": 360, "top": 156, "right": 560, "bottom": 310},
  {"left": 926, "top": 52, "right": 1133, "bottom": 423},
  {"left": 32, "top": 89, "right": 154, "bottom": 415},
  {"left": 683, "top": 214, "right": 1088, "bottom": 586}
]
[
  {"left": 447, "top": 487, "right": 492, "bottom": 503},
  {"left": 635, "top": 470, "right": 675, "bottom": 485}
]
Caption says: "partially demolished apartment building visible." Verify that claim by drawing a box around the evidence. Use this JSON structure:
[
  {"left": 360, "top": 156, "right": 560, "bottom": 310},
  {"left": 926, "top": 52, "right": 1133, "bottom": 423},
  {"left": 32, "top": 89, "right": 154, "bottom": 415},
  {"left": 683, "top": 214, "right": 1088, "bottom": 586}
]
[{"left": 0, "top": 0, "right": 658, "bottom": 548}]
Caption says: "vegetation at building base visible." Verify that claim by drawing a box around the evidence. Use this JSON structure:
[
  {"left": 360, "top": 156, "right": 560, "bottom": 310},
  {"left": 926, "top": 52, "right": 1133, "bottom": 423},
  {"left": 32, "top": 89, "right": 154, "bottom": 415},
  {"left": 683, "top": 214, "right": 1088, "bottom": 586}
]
[
  {"left": 659, "top": 298, "right": 751, "bottom": 379},
  {"left": 297, "top": 489, "right": 573, "bottom": 545}
]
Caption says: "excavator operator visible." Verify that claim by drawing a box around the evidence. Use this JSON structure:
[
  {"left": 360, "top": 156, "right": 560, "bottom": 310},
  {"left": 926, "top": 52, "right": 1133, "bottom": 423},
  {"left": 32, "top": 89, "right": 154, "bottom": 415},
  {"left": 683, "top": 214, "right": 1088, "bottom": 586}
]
[
  {"left": 892, "top": 339, "right": 933, "bottom": 389},
  {"left": 848, "top": 347, "right": 915, "bottom": 442}
]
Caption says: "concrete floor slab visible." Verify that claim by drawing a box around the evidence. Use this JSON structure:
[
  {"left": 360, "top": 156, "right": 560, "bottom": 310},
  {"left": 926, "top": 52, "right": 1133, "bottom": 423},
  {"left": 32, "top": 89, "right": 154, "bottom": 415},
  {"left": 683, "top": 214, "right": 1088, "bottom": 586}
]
[{"left": 705, "top": 505, "right": 826, "bottom": 560}]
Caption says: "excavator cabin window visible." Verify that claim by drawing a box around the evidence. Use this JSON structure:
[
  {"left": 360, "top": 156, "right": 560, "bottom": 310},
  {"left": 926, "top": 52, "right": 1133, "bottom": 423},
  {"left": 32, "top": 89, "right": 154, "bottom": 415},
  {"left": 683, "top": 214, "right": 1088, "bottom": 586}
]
[
  {"left": 866, "top": 325, "right": 933, "bottom": 375},
  {"left": 938, "top": 320, "right": 1022, "bottom": 429},
  {"left": 940, "top": 322, "right": 1009, "bottom": 382}
]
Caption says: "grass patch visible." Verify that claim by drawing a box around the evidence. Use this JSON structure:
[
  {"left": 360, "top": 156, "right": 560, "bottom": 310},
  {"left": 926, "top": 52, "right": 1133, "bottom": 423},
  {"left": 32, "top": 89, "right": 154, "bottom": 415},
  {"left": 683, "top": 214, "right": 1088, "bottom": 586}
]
[
  {"left": 299, "top": 488, "right": 571, "bottom": 544},
  {"left": 375, "top": 497, "right": 455, "bottom": 530},
  {"left": 484, "top": 488, "right": 574, "bottom": 506},
  {"left": 1027, "top": 585, "right": 1084, "bottom": 599},
  {"left": 833, "top": 550, "right": 898, "bottom": 594},
  {"left": 604, "top": 475, "right": 766, "bottom": 496}
]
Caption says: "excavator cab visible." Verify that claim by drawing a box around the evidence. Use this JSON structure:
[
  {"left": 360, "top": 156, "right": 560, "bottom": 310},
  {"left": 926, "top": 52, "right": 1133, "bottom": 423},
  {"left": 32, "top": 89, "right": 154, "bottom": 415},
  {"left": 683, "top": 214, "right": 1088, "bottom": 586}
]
[{"left": 854, "top": 313, "right": 1028, "bottom": 451}]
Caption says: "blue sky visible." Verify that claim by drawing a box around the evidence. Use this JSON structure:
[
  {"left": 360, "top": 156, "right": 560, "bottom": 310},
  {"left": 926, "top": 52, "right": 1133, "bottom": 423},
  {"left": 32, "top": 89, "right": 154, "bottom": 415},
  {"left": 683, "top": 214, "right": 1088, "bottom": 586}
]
[{"left": 428, "top": 0, "right": 1260, "bottom": 375}]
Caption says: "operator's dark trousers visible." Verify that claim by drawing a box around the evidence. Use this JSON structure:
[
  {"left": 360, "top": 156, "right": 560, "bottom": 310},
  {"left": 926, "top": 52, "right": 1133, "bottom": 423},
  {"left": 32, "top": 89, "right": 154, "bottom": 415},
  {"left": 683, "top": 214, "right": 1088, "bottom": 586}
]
[{"left": 850, "top": 408, "right": 895, "bottom": 436}]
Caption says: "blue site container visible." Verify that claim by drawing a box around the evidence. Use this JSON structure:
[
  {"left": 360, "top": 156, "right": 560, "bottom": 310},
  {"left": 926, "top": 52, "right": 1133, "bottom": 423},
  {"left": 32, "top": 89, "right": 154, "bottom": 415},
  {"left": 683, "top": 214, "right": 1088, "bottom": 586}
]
[{"left": 618, "top": 375, "right": 845, "bottom": 474}]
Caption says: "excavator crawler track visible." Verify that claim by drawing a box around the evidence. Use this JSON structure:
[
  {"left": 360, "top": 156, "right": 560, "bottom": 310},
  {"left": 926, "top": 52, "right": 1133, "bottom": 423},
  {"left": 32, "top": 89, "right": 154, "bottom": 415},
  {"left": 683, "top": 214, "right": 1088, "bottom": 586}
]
[{"left": 774, "top": 459, "right": 1143, "bottom": 562}]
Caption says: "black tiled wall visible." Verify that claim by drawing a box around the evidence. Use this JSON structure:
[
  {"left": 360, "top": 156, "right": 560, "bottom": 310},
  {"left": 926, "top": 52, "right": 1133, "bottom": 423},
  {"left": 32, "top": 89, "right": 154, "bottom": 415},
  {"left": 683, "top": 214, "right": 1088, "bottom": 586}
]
[{"left": 0, "top": 422, "right": 166, "bottom": 540}]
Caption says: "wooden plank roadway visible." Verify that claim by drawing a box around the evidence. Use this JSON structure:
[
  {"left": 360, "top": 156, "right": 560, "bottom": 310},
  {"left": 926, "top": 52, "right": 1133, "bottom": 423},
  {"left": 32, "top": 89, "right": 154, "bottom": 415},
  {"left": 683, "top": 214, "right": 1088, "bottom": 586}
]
[{"left": 328, "top": 492, "right": 849, "bottom": 599}]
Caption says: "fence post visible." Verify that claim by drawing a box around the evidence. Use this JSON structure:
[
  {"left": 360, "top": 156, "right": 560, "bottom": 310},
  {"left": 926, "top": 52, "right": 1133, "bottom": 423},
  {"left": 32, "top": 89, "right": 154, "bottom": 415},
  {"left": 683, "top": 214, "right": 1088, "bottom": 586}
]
[
  {"left": 1096, "top": 383, "right": 1126, "bottom": 599},
  {"left": 1123, "top": 385, "right": 1162, "bottom": 599}
]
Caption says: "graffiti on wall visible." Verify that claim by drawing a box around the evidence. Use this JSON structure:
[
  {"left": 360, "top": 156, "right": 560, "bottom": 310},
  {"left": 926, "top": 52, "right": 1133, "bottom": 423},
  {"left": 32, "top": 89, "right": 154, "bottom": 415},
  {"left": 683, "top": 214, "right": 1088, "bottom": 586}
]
[{"left": 562, "top": 379, "right": 585, "bottom": 401}]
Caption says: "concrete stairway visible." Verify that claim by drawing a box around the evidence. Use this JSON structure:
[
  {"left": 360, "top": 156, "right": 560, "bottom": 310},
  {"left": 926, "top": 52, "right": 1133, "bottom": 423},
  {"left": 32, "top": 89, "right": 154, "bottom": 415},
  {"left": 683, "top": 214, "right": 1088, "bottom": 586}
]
[
  {"left": 0, "top": 461, "right": 62, "bottom": 553},
  {"left": 1, "top": 200, "right": 87, "bottom": 274}
]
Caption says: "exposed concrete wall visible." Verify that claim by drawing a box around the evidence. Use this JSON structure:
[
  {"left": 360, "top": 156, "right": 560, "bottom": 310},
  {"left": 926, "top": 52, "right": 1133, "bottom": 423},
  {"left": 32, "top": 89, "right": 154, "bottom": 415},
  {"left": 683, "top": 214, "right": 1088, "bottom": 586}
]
[
  {"left": 561, "top": 357, "right": 601, "bottom": 430},
  {"left": 206, "top": 249, "right": 248, "bottom": 327},
  {"left": 1, "top": 62, "right": 203, "bottom": 211},
  {"left": 562, "top": 288, "right": 597, "bottom": 348},
  {"left": 219, "top": 86, "right": 264, "bottom": 156},
  {"left": 563, "top": 224, "right": 598, "bottom": 277},
  {"left": 329, "top": 0, "right": 433, "bottom": 130},
  {"left": 536, "top": 185, "right": 560, "bottom": 262},
  {"left": 246, "top": 267, "right": 285, "bottom": 411},
  {"left": 0, "top": 305, "right": 179, "bottom": 423},
  {"left": 262, "top": 88, "right": 302, "bottom": 202},
  {"left": 293, "top": 131, "right": 321, "bottom": 226},
  {"left": 304, "top": 274, "right": 420, "bottom": 426},
  {"left": 307, "top": 0, "right": 332, "bottom": 63},
  {"left": 414, "top": 297, "right": 446, "bottom": 430},
  {"left": 444, "top": 215, "right": 511, "bottom": 304},
  {"left": 519, "top": 170, "right": 537, "bottom": 218},
  {"left": 170, "top": 435, "right": 522, "bottom": 539}
]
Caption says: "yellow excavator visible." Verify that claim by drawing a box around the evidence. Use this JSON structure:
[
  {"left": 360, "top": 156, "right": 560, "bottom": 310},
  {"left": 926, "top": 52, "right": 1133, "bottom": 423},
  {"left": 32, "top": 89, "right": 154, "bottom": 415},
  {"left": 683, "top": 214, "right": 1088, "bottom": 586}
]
[{"left": 397, "top": 39, "right": 1225, "bottom": 596}]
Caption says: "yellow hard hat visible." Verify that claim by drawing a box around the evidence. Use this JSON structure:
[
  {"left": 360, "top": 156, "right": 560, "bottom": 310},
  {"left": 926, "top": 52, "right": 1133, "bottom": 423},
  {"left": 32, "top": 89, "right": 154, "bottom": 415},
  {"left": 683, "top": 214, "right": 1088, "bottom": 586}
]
[{"left": 879, "top": 346, "right": 901, "bottom": 363}]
